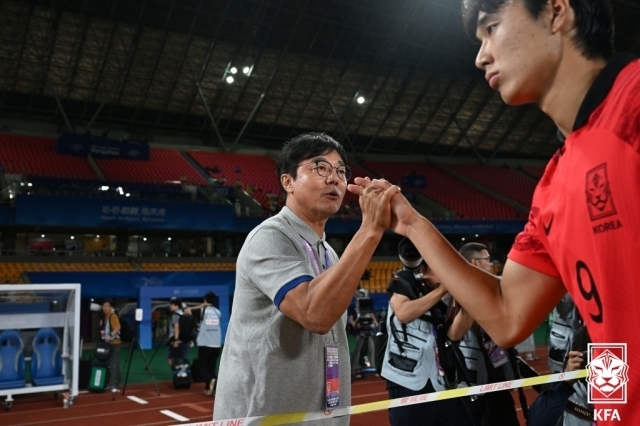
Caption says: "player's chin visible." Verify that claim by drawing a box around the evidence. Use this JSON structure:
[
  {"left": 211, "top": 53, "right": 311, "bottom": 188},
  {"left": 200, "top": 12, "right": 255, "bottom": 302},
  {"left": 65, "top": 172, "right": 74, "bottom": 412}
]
[{"left": 499, "top": 86, "right": 534, "bottom": 106}]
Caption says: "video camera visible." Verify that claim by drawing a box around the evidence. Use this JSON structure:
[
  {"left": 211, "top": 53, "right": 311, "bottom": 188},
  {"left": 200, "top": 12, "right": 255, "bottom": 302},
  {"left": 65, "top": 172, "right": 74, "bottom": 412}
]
[{"left": 354, "top": 288, "right": 376, "bottom": 333}]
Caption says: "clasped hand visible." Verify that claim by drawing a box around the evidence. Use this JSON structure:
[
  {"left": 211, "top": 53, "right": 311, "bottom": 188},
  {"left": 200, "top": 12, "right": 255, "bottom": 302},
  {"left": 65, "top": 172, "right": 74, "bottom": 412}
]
[{"left": 347, "top": 177, "right": 418, "bottom": 236}]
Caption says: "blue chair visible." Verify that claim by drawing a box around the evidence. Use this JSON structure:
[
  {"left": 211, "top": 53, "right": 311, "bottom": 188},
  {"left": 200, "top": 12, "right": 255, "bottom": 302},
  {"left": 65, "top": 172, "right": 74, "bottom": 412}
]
[
  {"left": 0, "top": 330, "right": 26, "bottom": 390},
  {"left": 31, "top": 328, "right": 64, "bottom": 386}
]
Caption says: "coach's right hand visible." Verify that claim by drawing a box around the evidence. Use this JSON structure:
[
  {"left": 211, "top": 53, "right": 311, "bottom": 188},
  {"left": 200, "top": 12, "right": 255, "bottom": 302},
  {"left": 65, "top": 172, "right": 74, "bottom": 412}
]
[
  {"left": 349, "top": 178, "right": 421, "bottom": 237},
  {"left": 357, "top": 177, "right": 400, "bottom": 234}
]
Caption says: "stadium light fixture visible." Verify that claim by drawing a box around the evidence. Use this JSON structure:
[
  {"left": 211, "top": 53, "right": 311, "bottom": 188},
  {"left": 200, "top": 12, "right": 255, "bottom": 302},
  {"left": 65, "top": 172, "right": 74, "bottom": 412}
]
[
  {"left": 41, "top": 234, "right": 45, "bottom": 238},
  {"left": 461, "top": 237, "right": 466, "bottom": 241},
  {"left": 70, "top": 236, "right": 75, "bottom": 240},
  {"left": 125, "top": 193, "right": 130, "bottom": 197},
  {"left": 226, "top": 76, "right": 234, "bottom": 84},
  {"left": 28, "top": 183, "right": 33, "bottom": 187},
  {"left": 143, "top": 237, "right": 147, "bottom": 242},
  {"left": 230, "top": 67, "right": 238, "bottom": 74},
  {"left": 168, "top": 237, "right": 172, "bottom": 241},
  {"left": 243, "top": 66, "right": 251, "bottom": 74},
  {"left": 357, "top": 96, "right": 365, "bottom": 104}
]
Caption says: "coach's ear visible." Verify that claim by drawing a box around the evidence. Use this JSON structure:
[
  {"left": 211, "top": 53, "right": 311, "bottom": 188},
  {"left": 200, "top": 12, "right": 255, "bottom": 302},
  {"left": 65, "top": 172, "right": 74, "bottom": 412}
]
[{"left": 281, "top": 173, "right": 294, "bottom": 195}]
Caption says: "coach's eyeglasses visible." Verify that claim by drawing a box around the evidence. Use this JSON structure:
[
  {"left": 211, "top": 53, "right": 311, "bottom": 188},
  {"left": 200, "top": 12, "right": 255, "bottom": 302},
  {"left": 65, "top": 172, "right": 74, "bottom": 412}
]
[{"left": 299, "top": 159, "right": 352, "bottom": 182}]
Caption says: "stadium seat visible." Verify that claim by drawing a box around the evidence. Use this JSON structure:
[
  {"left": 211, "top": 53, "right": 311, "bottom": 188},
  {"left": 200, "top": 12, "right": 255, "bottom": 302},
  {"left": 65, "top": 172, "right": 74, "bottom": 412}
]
[
  {"left": 30, "top": 328, "right": 64, "bottom": 386},
  {"left": 0, "top": 330, "right": 26, "bottom": 390}
]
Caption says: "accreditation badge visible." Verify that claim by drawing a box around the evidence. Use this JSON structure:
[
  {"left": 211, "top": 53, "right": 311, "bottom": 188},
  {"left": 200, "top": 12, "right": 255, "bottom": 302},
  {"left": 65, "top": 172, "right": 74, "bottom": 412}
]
[{"left": 325, "top": 344, "right": 340, "bottom": 409}]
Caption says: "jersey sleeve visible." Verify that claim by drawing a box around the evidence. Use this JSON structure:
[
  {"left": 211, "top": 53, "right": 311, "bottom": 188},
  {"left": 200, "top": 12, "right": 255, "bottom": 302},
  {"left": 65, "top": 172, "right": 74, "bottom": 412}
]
[
  {"left": 508, "top": 219, "right": 561, "bottom": 280},
  {"left": 243, "top": 224, "right": 315, "bottom": 309}
]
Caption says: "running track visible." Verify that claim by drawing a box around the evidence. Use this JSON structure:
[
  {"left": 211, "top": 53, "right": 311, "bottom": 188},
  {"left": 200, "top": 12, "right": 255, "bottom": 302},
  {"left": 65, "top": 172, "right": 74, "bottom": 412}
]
[{"left": 1, "top": 346, "right": 550, "bottom": 425}]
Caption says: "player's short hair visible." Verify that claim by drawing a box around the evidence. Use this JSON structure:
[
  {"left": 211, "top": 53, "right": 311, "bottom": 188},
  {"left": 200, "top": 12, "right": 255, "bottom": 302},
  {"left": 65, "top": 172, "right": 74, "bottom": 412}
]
[{"left": 461, "top": 0, "right": 615, "bottom": 60}]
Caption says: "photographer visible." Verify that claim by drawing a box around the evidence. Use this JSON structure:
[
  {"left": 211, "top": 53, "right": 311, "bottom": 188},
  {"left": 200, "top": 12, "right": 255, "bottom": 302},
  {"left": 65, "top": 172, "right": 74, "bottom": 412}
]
[
  {"left": 349, "top": 286, "right": 379, "bottom": 375},
  {"left": 447, "top": 243, "right": 519, "bottom": 426},
  {"left": 528, "top": 326, "right": 592, "bottom": 426},
  {"left": 185, "top": 291, "right": 221, "bottom": 397},
  {"left": 99, "top": 299, "right": 122, "bottom": 393},
  {"left": 381, "top": 238, "right": 473, "bottom": 425},
  {"left": 167, "top": 298, "right": 189, "bottom": 367}
]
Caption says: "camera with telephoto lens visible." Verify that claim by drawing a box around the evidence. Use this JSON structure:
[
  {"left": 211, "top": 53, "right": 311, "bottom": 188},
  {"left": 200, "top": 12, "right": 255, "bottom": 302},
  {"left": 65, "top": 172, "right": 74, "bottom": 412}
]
[{"left": 398, "top": 238, "right": 431, "bottom": 297}]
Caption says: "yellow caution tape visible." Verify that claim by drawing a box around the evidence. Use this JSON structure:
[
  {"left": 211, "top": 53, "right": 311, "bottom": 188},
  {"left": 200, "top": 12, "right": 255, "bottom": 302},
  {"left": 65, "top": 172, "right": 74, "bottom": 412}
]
[{"left": 174, "top": 369, "right": 588, "bottom": 426}]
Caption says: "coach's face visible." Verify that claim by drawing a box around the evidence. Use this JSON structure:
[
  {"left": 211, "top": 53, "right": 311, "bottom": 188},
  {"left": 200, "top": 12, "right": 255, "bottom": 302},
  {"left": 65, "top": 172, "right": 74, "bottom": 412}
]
[{"left": 283, "top": 150, "right": 347, "bottom": 220}]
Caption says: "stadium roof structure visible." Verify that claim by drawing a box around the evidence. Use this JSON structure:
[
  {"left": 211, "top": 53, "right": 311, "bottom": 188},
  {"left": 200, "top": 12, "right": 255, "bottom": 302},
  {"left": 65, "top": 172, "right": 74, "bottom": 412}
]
[{"left": 0, "top": 0, "right": 639, "bottom": 161}]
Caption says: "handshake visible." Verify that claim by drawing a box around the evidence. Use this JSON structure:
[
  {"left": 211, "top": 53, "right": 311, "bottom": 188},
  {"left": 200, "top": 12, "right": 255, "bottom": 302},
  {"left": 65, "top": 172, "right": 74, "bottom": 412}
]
[{"left": 346, "top": 177, "right": 420, "bottom": 237}]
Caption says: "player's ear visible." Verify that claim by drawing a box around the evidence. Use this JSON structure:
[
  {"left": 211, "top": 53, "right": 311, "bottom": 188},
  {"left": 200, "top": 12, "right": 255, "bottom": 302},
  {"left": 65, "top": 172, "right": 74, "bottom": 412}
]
[{"left": 548, "top": 0, "right": 574, "bottom": 35}]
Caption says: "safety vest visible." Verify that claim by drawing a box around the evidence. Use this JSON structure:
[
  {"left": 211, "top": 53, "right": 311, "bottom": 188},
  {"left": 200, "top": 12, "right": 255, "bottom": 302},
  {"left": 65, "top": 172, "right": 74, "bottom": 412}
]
[
  {"left": 197, "top": 306, "right": 221, "bottom": 348},
  {"left": 380, "top": 302, "right": 445, "bottom": 392},
  {"left": 548, "top": 294, "right": 581, "bottom": 373},
  {"left": 458, "top": 326, "right": 515, "bottom": 386}
]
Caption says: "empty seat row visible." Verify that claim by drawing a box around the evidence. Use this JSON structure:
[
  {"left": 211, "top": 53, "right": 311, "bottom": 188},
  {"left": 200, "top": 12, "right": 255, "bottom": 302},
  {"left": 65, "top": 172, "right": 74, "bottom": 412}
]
[{"left": 0, "top": 328, "right": 64, "bottom": 390}]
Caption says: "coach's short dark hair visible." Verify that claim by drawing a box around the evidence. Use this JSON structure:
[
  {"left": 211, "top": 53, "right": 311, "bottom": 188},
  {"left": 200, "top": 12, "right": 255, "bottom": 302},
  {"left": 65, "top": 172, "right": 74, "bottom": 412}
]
[
  {"left": 459, "top": 242, "right": 488, "bottom": 262},
  {"left": 276, "top": 132, "right": 348, "bottom": 194},
  {"left": 461, "top": 0, "right": 614, "bottom": 60}
]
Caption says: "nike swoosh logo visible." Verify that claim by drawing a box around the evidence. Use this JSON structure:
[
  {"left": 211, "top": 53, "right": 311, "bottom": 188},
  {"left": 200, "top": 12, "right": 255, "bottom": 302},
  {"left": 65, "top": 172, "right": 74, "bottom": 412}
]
[{"left": 543, "top": 215, "right": 554, "bottom": 236}]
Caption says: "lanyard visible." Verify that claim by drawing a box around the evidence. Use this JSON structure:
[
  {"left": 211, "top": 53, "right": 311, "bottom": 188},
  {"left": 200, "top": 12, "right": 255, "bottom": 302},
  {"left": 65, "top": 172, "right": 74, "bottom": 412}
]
[{"left": 300, "top": 236, "right": 332, "bottom": 276}]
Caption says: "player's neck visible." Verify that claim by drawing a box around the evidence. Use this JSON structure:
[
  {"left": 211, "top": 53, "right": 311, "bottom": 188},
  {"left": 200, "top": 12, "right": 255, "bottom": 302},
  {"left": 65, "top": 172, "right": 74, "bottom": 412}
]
[{"left": 538, "top": 51, "right": 606, "bottom": 137}]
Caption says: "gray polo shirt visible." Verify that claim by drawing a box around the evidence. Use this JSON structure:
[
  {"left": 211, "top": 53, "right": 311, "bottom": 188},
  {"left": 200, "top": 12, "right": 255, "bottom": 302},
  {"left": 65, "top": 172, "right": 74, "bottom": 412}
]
[{"left": 214, "top": 207, "right": 351, "bottom": 425}]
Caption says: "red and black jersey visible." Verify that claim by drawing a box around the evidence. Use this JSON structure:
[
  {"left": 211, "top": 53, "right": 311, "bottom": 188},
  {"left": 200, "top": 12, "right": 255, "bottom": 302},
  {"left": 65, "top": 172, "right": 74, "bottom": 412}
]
[{"left": 509, "top": 53, "right": 640, "bottom": 425}]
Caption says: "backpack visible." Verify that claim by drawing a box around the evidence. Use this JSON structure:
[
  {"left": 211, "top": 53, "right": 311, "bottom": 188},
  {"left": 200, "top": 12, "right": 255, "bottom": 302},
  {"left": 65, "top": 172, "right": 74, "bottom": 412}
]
[
  {"left": 118, "top": 316, "right": 134, "bottom": 342},
  {"left": 178, "top": 313, "right": 199, "bottom": 343}
]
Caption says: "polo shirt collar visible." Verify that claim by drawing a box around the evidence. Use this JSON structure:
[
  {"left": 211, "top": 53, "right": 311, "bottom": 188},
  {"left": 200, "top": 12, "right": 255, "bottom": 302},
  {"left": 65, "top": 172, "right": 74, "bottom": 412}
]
[
  {"left": 556, "top": 52, "right": 636, "bottom": 143},
  {"left": 280, "top": 206, "right": 326, "bottom": 246}
]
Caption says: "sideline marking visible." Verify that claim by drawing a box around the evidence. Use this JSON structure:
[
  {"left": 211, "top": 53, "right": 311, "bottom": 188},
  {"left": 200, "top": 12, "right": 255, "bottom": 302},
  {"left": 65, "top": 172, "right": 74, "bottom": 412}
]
[
  {"left": 127, "top": 395, "right": 149, "bottom": 405},
  {"left": 161, "top": 410, "right": 190, "bottom": 422}
]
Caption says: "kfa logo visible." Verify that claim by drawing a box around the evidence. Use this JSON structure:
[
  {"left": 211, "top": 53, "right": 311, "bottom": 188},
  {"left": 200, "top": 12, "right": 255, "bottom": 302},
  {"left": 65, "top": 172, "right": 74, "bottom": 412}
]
[
  {"left": 585, "top": 163, "right": 617, "bottom": 221},
  {"left": 586, "top": 343, "right": 629, "bottom": 404}
]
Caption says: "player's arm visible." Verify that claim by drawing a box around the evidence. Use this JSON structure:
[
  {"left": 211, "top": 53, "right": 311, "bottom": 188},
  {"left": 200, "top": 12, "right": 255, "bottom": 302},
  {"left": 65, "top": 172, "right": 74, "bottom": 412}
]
[
  {"left": 391, "top": 286, "right": 447, "bottom": 323},
  {"left": 348, "top": 178, "right": 566, "bottom": 347},
  {"left": 279, "top": 184, "right": 399, "bottom": 334},
  {"left": 401, "top": 215, "right": 566, "bottom": 347}
]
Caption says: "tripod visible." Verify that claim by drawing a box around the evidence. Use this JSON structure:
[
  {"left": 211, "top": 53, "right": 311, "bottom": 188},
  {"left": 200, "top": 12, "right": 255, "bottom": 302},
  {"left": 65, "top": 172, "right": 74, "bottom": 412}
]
[
  {"left": 351, "top": 328, "right": 377, "bottom": 378},
  {"left": 119, "top": 337, "right": 161, "bottom": 399}
]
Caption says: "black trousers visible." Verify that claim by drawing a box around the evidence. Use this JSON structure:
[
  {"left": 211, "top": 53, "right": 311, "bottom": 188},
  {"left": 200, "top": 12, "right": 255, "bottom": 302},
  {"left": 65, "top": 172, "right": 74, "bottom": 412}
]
[
  {"left": 388, "top": 380, "right": 476, "bottom": 426},
  {"left": 198, "top": 346, "right": 220, "bottom": 389},
  {"left": 467, "top": 390, "right": 520, "bottom": 426}
]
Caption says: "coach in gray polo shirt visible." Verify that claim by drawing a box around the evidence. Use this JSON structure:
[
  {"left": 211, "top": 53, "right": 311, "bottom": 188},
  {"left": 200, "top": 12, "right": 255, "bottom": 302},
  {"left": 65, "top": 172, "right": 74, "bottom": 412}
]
[{"left": 214, "top": 132, "right": 398, "bottom": 425}]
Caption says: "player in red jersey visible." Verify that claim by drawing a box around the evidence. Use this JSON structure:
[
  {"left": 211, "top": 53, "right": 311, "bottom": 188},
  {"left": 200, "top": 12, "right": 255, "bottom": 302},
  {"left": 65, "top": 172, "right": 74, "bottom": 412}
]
[{"left": 349, "top": 0, "right": 639, "bottom": 424}]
